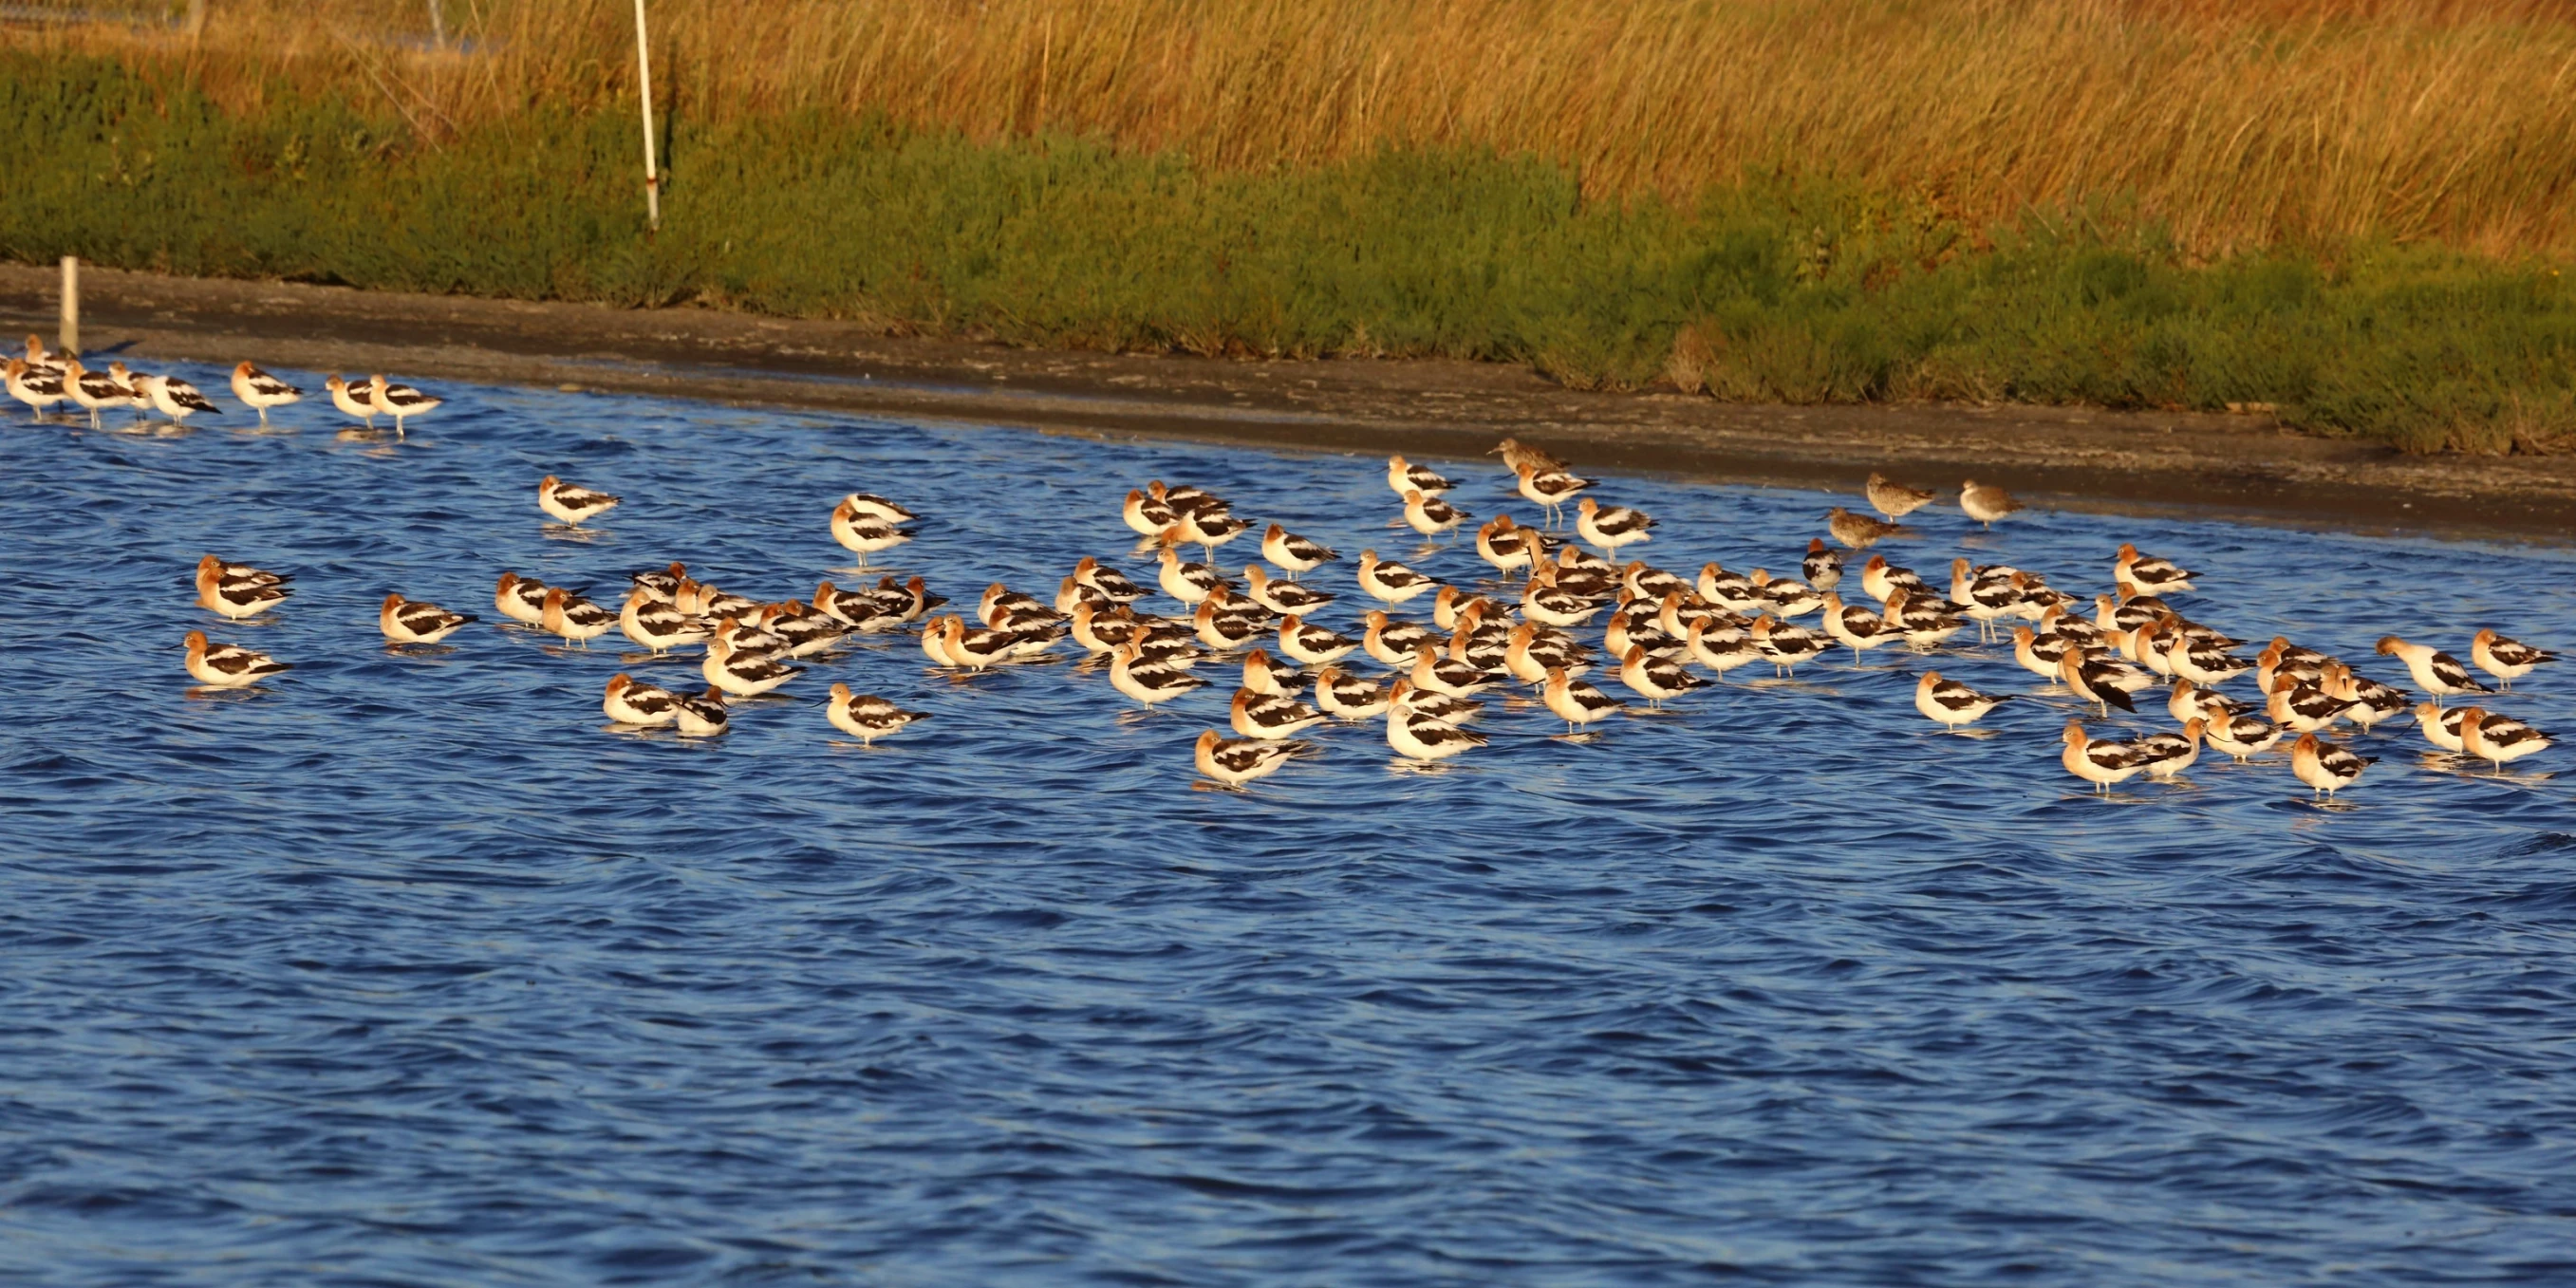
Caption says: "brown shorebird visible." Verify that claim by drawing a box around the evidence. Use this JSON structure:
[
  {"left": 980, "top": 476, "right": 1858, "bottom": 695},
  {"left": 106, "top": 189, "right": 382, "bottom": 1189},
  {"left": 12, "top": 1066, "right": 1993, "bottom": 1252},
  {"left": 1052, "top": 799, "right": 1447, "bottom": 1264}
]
[
  {"left": 1826, "top": 506, "right": 1913, "bottom": 551},
  {"left": 1960, "top": 479, "right": 2025, "bottom": 530},
  {"left": 1865, "top": 472, "right": 1937, "bottom": 522}
]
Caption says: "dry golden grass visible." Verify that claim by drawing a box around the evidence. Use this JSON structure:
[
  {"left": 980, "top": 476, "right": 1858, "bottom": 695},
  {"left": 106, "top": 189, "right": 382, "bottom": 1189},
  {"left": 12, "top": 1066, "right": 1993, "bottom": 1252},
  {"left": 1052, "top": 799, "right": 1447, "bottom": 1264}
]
[{"left": 17, "top": 0, "right": 2576, "bottom": 254}]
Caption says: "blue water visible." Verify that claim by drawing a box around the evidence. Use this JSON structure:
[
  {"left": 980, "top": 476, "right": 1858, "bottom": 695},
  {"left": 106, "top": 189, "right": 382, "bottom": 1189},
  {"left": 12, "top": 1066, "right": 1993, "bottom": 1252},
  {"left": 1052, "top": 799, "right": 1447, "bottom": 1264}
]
[{"left": 5, "top": 364, "right": 2574, "bottom": 1285}]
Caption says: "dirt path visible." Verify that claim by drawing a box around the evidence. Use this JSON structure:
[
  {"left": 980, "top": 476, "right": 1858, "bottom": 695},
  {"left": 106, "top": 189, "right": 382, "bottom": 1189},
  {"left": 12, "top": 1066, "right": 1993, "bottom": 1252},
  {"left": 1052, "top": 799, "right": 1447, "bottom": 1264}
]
[{"left": 5, "top": 263, "right": 2570, "bottom": 541}]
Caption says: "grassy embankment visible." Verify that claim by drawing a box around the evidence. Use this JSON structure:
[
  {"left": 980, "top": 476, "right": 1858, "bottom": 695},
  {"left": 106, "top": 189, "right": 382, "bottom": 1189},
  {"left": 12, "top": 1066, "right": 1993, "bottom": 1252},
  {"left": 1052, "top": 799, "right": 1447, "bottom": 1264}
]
[{"left": 3, "top": 0, "right": 2574, "bottom": 452}]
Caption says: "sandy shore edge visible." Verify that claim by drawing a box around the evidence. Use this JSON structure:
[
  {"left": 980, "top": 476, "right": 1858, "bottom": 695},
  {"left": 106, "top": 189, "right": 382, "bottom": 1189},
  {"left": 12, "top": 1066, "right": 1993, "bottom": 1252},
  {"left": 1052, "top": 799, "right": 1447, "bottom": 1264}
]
[{"left": 5, "top": 263, "right": 2570, "bottom": 542}]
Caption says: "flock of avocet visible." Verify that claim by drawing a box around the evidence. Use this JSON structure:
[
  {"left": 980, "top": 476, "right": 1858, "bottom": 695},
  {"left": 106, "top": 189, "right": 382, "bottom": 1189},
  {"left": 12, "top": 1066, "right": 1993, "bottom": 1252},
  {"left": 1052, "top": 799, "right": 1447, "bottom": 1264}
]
[
  {"left": 6, "top": 334, "right": 440, "bottom": 435},
  {"left": 116, "top": 341, "right": 2557, "bottom": 797}
]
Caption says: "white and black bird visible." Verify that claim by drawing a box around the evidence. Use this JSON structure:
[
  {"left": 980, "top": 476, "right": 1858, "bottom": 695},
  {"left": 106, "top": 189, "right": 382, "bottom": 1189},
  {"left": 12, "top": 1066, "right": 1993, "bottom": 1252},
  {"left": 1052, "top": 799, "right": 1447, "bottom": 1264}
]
[
  {"left": 1914, "top": 670, "right": 2011, "bottom": 730},
  {"left": 183, "top": 630, "right": 290, "bottom": 688},
  {"left": 231, "top": 363, "right": 303, "bottom": 426},
  {"left": 366, "top": 374, "right": 440, "bottom": 437},
  {"left": 828, "top": 684, "right": 930, "bottom": 745},
  {"left": 539, "top": 476, "right": 622, "bottom": 527},
  {"left": 1195, "top": 729, "right": 1312, "bottom": 787},
  {"left": 380, "top": 592, "right": 476, "bottom": 644},
  {"left": 603, "top": 674, "right": 681, "bottom": 727}
]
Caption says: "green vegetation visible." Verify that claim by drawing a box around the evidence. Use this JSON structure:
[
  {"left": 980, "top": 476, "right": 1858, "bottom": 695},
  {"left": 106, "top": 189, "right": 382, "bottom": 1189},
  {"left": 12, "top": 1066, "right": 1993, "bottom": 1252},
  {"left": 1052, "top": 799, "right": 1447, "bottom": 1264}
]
[{"left": 4, "top": 55, "right": 2569, "bottom": 452}]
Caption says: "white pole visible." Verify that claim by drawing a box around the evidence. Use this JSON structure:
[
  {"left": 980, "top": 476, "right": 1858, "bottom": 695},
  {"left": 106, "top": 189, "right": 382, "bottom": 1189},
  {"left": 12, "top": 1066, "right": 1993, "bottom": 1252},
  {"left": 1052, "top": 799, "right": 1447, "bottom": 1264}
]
[
  {"left": 427, "top": 0, "right": 446, "bottom": 49},
  {"left": 633, "top": 0, "right": 660, "bottom": 232},
  {"left": 59, "top": 256, "right": 79, "bottom": 357}
]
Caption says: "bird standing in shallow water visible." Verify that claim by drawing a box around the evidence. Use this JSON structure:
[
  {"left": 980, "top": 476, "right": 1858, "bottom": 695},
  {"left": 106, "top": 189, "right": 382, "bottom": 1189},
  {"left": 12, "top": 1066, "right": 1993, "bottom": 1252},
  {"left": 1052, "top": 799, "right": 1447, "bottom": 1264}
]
[
  {"left": 1865, "top": 473, "right": 1937, "bottom": 522},
  {"left": 1960, "top": 480, "right": 2024, "bottom": 530}
]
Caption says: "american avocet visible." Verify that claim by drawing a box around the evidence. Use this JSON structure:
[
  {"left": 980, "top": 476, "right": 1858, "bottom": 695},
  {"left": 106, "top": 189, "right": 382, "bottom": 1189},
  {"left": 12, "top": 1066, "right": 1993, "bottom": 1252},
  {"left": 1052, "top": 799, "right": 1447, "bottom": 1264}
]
[
  {"left": 1819, "top": 593, "right": 1894, "bottom": 664},
  {"left": 2452, "top": 711, "right": 2534, "bottom": 767},
  {"left": 1915, "top": 670, "right": 2012, "bottom": 730},
  {"left": 365, "top": 375, "right": 439, "bottom": 438},
  {"left": 2135, "top": 719, "right": 2205, "bottom": 779},
  {"left": 1361, "top": 610, "right": 1438, "bottom": 667},
  {"left": 2062, "top": 720, "right": 2148, "bottom": 793},
  {"left": 1401, "top": 488, "right": 1470, "bottom": 539},
  {"left": 541, "top": 588, "right": 617, "bottom": 647},
  {"left": 1357, "top": 550, "right": 1438, "bottom": 605},
  {"left": 4, "top": 359, "right": 65, "bottom": 422},
  {"left": 1652, "top": 589, "right": 1728, "bottom": 642},
  {"left": 2471, "top": 629, "right": 2554, "bottom": 689},
  {"left": 1192, "top": 599, "right": 1268, "bottom": 652},
  {"left": 495, "top": 572, "right": 551, "bottom": 625},
  {"left": 703, "top": 630, "right": 803, "bottom": 695},
  {"left": 1541, "top": 666, "right": 1625, "bottom": 735},
  {"left": 1244, "top": 565, "right": 1333, "bottom": 616},
  {"left": 2012, "top": 625, "right": 2073, "bottom": 681},
  {"left": 1157, "top": 548, "right": 1230, "bottom": 605},
  {"left": 1619, "top": 644, "right": 1707, "bottom": 706},
  {"left": 1151, "top": 479, "right": 1225, "bottom": 516},
  {"left": 673, "top": 687, "right": 731, "bottom": 737},
  {"left": 2114, "top": 543, "right": 2193, "bottom": 594},
  {"left": 2206, "top": 712, "right": 2284, "bottom": 762},
  {"left": 1314, "top": 667, "right": 1392, "bottom": 719},
  {"left": 2168, "top": 628, "right": 2249, "bottom": 686},
  {"left": 632, "top": 561, "right": 688, "bottom": 598},
  {"left": 1490, "top": 437, "right": 1568, "bottom": 475},
  {"left": 2290, "top": 733, "right": 2371, "bottom": 798},
  {"left": 1232, "top": 687, "right": 1327, "bottom": 740},
  {"left": 1574, "top": 497, "right": 1654, "bottom": 557},
  {"left": 1959, "top": 480, "right": 2024, "bottom": 530},
  {"left": 1749, "top": 569, "right": 1822, "bottom": 620},
  {"left": 324, "top": 375, "right": 381, "bottom": 430},
  {"left": 1880, "top": 589, "right": 1964, "bottom": 652},
  {"left": 604, "top": 673, "right": 681, "bottom": 726},
  {"left": 196, "top": 562, "right": 291, "bottom": 620},
  {"left": 1695, "top": 563, "right": 1759, "bottom": 615},
  {"left": 1683, "top": 617, "right": 1761, "bottom": 681},
  {"left": 1111, "top": 642, "right": 1207, "bottom": 707},
  {"left": 828, "top": 683, "right": 930, "bottom": 745},
  {"left": 842, "top": 493, "right": 918, "bottom": 524},
  {"left": 380, "top": 592, "right": 476, "bottom": 644},
  {"left": 1476, "top": 516, "right": 1535, "bottom": 577},
  {"left": 1865, "top": 472, "right": 1937, "bottom": 522},
  {"left": 1260, "top": 524, "right": 1338, "bottom": 580},
  {"left": 1621, "top": 562, "right": 1687, "bottom": 604},
  {"left": 1056, "top": 575, "right": 1111, "bottom": 620},
  {"left": 1386, "top": 680, "right": 1487, "bottom": 762},
  {"left": 691, "top": 582, "right": 762, "bottom": 623},
  {"left": 1501, "top": 622, "right": 1582, "bottom": 684},
  {"left": 1123, "top": 488, "right": 1180, "bottom": 538},
  {"left": 1514, "top": 462, "right": 1593, "bottom": 527},
  {"left": 1748, "top": 616, "right": 1830, "bottom": 676},
  {"left": 1240, "top": 647, "right": 1303, "bottom": 699},
  {"left": 830, "top": 496, "right": 912, "bottom": 566},
  {"left": 141, "top": 373, "right": 219, "bottom": 428},
  {"left": 196, "top": 553, "right": 289, "bottom": 594},
  {"left": 1826, "top": 507, "right": 1911, "bottom": 551},
  {"left": 1517, "top": 573, "right": 1601, "bottom": 632},
  {"left": 2375, "top": 635, "right": 2489, "bottom": 703},
  {"left": 1801, "top": 538, "right": 1845, "bottom": 590},
  {"left": 897, "top": 575, "right": 947, "bottom": 622},
  {"left": 919, "top": 615, "right": 962, "bottom": 667},
  {"left": 2266, "top": 672, "right": 2352, "bottom": 733},
  {"left": 1857, "top": 556, "right": 1927, "bottom": 606},
  {"left": 979, "top": 584, "right": 1060, "bottom": 630},
  {"left": 2456, "top": 706, "right": 2551, "bottom": 773},
  {"left": 20, "top": 334, "right": 62, "bottom": 376},
  {"left": 1387, "top": 454, "right": 1457, "bottom": 498},
  {"left": 103, "top": 364, "right": 147, "bottom": 423},
  {"left": 950, "top": 615, "right": 1055, "bottom": 668},
  {"left": 1409, "top": 646, "right": 1493, "bottom": 700},
  {"left": 183, "top": 630, "right": 289, "bottom": 688},
  {"left": 2060, "top": 650, "right": 2139, "bottom": 715},
  {"left": 1196, "top": 728, "right": 1312, "bottom": 786},
  {"left": 1279, "top": 615, "right": 1359, "bottom": 666},
  {"left": 539, "top": 475, "right": 621, "bottom": 527},
  {"left": 60, "top": 360, "right": 121, "bottom": 429},
  {"left": 2167, "top": 679, "right": 2243, "bottom": 725},
  {"left": 1177, "top": 508, "right": 1251, "bottom": 563},
  {"left": 713, "top": 615, "right": 791, "bottom": 658},
  {"left": 1949, "top": 558, "right": 2023, "bottom": 642},
  {"left": 231, "top": 363, "right": 302, "bottom": 426},
  {"left": 2413, "top": 700, "right": 2470, "bottom": 753},
  {"left": 1071, "top": 556, "right": 1147, "bottom": 605},
  {"left": 756, "top": 603, "right": 847, "bottom": 658},
  {"left": 2323, "top": 662, "right": 2407, "bottom": 731}
]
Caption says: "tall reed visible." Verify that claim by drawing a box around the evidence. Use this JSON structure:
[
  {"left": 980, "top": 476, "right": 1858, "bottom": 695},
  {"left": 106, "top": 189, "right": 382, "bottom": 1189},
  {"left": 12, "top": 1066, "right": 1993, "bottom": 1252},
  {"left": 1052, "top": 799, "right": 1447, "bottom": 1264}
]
[{"left": 15, "top": 0, "right": 2576, "bottom": 257}]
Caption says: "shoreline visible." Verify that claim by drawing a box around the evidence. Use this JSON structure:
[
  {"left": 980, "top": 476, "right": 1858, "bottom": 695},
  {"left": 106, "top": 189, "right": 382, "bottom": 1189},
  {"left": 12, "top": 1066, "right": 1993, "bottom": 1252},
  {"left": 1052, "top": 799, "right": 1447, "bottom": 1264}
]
[{"left": 5, "top": 263, "right": 2572, "bottom": 543}]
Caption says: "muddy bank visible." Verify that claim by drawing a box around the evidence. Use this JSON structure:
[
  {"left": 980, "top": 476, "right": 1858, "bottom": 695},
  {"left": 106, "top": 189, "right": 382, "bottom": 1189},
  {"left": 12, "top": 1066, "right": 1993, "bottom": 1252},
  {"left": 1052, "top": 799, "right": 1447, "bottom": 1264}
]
[{"left": 4, "top": 263, "right": 2570, "bottom": 541}]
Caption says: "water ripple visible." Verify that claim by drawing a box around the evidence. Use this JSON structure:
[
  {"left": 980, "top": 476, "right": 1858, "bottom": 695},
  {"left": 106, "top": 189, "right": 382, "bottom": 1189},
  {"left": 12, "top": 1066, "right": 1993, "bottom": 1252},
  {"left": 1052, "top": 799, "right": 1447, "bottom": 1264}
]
[{"left": 1, "top": 364, "right": 2572, "bottom": 1283}]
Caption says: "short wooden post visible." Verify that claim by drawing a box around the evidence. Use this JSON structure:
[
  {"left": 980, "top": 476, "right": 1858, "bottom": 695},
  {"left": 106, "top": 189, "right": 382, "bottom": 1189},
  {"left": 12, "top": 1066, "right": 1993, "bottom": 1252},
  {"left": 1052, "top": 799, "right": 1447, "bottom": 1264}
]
[
  {"left": 634, "top": 0, "right": 660, "bottom": 232},
  {"left": 59, "top": 256, "right": 79, "bottom": 357}
]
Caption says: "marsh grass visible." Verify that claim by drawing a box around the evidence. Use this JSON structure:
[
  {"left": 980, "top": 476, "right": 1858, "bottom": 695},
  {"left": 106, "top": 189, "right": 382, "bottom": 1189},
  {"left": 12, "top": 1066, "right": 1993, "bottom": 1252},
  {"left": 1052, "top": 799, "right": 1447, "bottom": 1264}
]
[{"left": 4, "top": 2, "right": 2574, "bottom": 453}]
